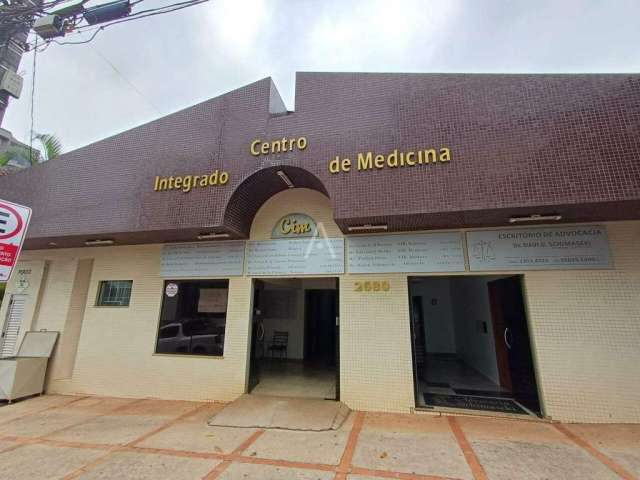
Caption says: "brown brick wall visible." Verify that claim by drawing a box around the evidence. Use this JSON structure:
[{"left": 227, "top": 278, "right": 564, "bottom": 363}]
[{"left": 0, "top": 73, "right": 638, "bottom": 248}]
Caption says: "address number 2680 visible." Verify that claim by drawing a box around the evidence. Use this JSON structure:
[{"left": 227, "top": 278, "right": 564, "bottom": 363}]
[{"left": 354, "top": 281, "right": 390, "bottom": 292}]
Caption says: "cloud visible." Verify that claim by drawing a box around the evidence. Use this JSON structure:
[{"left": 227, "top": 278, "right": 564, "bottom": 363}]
[{"left": 2, "top": 0, "right": 639, "bottom": 152}]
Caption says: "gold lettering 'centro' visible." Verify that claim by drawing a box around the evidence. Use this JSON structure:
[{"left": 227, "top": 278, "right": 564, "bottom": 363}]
[
  {"left": 250, "top": 137, "right": 308, "bottom": 156},
  {"left": 328, "top": 147, "right": 451, "bottom": 174}
]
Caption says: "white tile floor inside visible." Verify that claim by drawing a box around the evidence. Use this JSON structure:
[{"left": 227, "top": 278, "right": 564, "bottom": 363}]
[
  {"left": 250, "top": 359, "right": 337, "bottom": 400},
  {"left": 419, "top": 355, "right": 506, "bottom": 397}
]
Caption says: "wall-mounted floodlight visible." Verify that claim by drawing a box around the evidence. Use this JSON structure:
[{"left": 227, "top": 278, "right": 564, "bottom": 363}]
[
  {"left": 85, "top": 239, "right": 115, "bottom": 246},
  {"left": 197, "top": 232, "right": 231, "bottom": 240},
  {"left": 276, "top": 170, "right": 294, "bottom": 188},
  {"left": 509, "top": 214, "right": 562, "bottom": 224},
  {"left": 347, "top": 224, "right": 388, "bottom": 232}
]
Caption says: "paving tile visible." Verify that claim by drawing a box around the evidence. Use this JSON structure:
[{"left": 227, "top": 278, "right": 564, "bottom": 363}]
[
  {"left": 0, "top": 395, "right": 82, "bottom": 424},
  {"left": 116, "top": 399, "right": 200, "bottom": 418},
  {"left": 352, "top": 413, "right": 472, "bottom": 479},
  {"left": 138, "top": 404, "right": 257, "bottom": 454},
  {"left": 348, "top": 476, "right": 390, "bottom": 480},
  {"left": 217, "top": 462, "right": 334, "bottom": 480},
  {"left": 0, "top": 443, "right": 104, "bottom": 480},
  {"left": 455, "top": 416, "right": 569, "bottom": 444},
  {"left": 75, "top": 451, "right": 217, "bottom": 480},
  {"left": 471, "top": 439, "right": 620, "bottom": 480},
  {"left": 565, "top": 423, "right": 640, "bottom": 477},
  {"left": 0, "top": 438, "right": 17, "bottom": 452},
  {"left": 0, "top": 407, "right": 98, "bottom": 437},
  {"left": 48, "top": 413, "right": 171, "bottom": 445},
  {"left": 458, "top": 417, "right": 620, "bottom": 480},
  {"left": 55, "top": 396, "right": 139, "bottom": 414},
  {"left": 245, "top": 428, "right": 350, "bottom": 465}
]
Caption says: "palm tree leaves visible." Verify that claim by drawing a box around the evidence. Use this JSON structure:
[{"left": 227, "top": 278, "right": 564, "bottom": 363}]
[
  {"left": 0, "top": 133, "right": 62, "bottom": 168},
  {"left": 34, "top": 133, "right": 62, "bottom": 162}
]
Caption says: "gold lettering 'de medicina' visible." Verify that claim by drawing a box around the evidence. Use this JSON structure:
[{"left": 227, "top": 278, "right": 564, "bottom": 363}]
[
  {"left": 154, "top": 170, "right": 229, "bottom": 193},
  {"left": 328, "top": 147, "right": 451, "bottom": 174}
]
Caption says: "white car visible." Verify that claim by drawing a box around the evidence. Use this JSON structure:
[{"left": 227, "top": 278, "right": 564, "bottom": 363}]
[{"left": 156, "top": 321, "right": 224, "bottom": 356}]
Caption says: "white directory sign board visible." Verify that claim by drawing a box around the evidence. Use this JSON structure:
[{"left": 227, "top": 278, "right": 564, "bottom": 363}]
[
  {"left": 0, "top": 199, "right": 32, "bottom": 283},
  {"left": 348, "top": 233, "right": 465, "bottom": 273},
  {"left": 467, "top": 225, "right": 612, "bottom": 271},
  {"left": 247, "top": 238, "right": 344, "bottom": 275},
  {"left": 161, "top": 241, "right": 245, "bottom": 277}
]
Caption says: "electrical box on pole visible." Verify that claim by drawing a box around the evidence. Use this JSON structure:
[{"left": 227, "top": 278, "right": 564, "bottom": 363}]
[
  {"left": 32, "top": 15, "right": 66, "bottom": 40},
  {"left": 84, "top": 0, "right": 131, "bottom": 25}
]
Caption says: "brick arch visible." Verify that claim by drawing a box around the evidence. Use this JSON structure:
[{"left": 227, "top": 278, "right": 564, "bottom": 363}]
[{"left": 222, "top": 166, "right": 330, "bottom": 238}]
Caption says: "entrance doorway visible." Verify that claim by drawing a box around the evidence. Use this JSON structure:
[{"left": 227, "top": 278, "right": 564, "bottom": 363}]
[
  {"left": 248, "top": 278, "right": 339, "bottom": 400},
  {"left": 409, "top": 275, "right": 541, "bottom": 416}
]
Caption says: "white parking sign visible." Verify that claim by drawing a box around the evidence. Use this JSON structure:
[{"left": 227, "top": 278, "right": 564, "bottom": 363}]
[{"left": 0, "top": 199, "right": 32, "bottom": 283}]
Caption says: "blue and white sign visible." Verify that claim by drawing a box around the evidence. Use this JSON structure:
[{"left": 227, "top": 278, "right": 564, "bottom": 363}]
[
  {"left": 467, "top": 225, "right": 612, "bottom": 271},
  {"left": 247, "top": 238, "right": 344, "bottom": 275},
  {"left": 347, "top": 233, "right": 465, "bottom": 273},
  {"left": 161, "top": 241, "right": 245, "bottom": 277}
]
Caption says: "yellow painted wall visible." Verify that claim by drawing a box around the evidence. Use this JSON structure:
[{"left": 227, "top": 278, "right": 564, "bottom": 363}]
[{"left": 2, "top": 188, "right": 639, "bottom": 422}]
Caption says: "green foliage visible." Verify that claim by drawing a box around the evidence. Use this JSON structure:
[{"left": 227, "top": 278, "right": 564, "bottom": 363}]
[
  {"left": 35, "top": 134, "right": 63, "bottom": 162},
  {"left": 0, "top": 133, "right": 62, "bottom": 167}
]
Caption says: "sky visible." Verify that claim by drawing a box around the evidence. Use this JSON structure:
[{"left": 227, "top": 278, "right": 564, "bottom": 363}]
[{"left": 4, "top": 0, "right": 640, "bottom": 152}]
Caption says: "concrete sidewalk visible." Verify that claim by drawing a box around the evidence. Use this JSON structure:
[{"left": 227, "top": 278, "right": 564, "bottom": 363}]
[{"left": 0, "top": 395, "right": 637, "bottom": 480}]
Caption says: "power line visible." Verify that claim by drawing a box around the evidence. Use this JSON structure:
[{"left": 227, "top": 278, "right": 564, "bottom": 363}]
[
  {"left": 28, "top": 33, "right": 36, "bottom": 164},
  {"left": 21, "top": 0, "right": 208, "bottom": 48},
  {"left": 88, "top": 42, "right": 163, "bottom": 115}
]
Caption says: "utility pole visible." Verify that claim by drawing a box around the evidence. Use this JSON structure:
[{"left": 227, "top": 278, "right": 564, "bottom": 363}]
[
  {"left": 0, "top": 0, "right": 207, "bottom": 130},
  {"left": 0, "top": 0, "right": 39, "bottom": 126},
  {"left": 0, "top": 0, "right": 133, "bottom": 128}
]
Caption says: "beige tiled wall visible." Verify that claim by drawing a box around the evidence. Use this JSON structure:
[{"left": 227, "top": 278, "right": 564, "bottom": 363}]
[
  {"left": 523, "top": 221, "right": 640, "bottom": 423},
  {"left": 3, "top": 188, "right": 639, "bottom": 422}
]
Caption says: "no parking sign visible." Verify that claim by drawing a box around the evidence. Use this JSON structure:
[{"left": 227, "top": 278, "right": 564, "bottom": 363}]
[{"left": 0, "top": 199, "right": 31, "bottom": 283}]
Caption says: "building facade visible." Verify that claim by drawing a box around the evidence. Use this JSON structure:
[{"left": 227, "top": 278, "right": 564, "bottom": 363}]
[{"left": 0, "top": 73, "right": 638, "bottom": 423}]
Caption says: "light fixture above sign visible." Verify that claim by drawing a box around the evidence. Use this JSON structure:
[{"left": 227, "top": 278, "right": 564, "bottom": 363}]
[
  {"left": 197, "top": 232, "right": 231, "bottom": 240},
  {"left": 276, "top": 170, "right": 295, "bottom": 188},
  {"left": 347, "top": 224, "right": 388, "bottom": 232},
  {"left": 509, "top": 214, "right": 562, "bottom": 224},
  {"left": 85, "top": 239, "right": 115, "bottom": 246}
]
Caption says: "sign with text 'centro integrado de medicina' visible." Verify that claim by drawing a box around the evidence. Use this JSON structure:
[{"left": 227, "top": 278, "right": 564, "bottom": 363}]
[
  {"left": 467, "top": 225, "right": 612, "bottom": 271},
  {"left": 0, "top": 199, "right": 32, "bottom": 282}
]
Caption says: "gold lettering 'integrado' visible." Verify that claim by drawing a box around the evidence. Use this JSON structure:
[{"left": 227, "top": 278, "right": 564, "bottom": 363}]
[
  {"left": 154, "top": 170, "right": 229, "bottom": 193},
  {"left": 250, "top": 137, "right": 308, "bottom": 156}
]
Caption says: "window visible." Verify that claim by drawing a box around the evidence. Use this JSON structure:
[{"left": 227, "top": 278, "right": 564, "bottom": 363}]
[
  {"left": 96, "top": 280, "right": 132, "bottom": 307},
  {"left": 155, "top": 280, "right": 229, "bottom": 357}
]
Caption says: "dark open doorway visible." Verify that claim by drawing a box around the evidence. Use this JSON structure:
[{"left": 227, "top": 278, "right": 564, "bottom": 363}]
[
  {"left": 248, "top": 278, "right": 339, "bottom": 400},
  {"left": 409, "top": 275, "right": 541, "bottom": 416}
]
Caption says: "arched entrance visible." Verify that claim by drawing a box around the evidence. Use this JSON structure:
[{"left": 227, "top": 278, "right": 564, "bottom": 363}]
[
  {"left": 239, "top": 186, "right": 342, "bottom": 401},
  {"left": 222, "top": 166, "right": 330, "bottom": 238}
]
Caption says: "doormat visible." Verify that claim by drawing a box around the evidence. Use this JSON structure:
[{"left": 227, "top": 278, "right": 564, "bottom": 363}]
[
  {"left": 424, "top": 393, "right": 527, "bottom": 414},
  {"left": 426, "top": 381, "right": 450, "bottom": 388},
  {"left": 453, "top": 388, "right": 512, "bottom": 398}
]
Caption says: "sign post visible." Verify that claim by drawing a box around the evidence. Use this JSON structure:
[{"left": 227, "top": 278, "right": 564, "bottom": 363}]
[{"left": 0, "top": 199, "right": 32, "bottom": 283}]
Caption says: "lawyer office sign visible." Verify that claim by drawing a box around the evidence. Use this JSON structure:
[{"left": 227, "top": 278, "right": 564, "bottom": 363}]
[{"left": 467, "top": 225, "right": 612, "bottom": 271}]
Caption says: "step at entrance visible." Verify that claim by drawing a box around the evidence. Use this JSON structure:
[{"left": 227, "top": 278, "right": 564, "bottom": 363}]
[{"left": 208, "top": 394, "right": 350, "bottom": 431}]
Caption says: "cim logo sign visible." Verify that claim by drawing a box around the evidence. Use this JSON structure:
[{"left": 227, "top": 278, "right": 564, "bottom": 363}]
[
  {"left": 0, "top": 199, "right": 32, "bottom": 283},
  {"left": 271, "top": 213, "right": 317, "bottom": 239}
]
